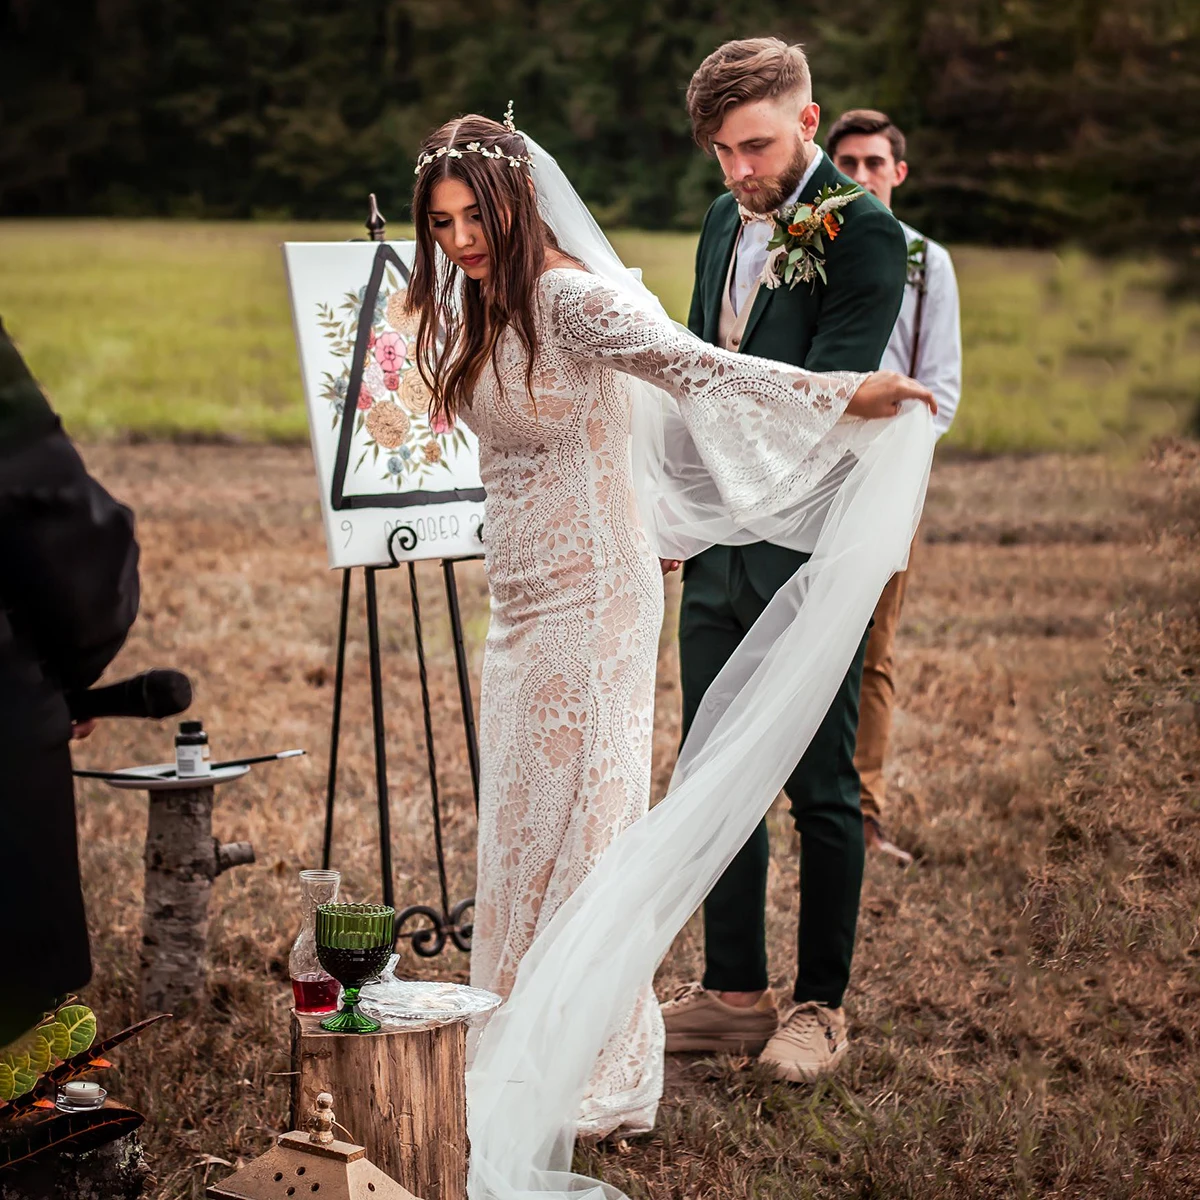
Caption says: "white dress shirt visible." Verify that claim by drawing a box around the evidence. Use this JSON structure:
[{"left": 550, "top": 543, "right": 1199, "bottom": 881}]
[
  {"left": 880, "top": 219, "right": 962, "bottom": 438},
  {"left": 730, "top": 147, "right": 825, "bottom": 316}
]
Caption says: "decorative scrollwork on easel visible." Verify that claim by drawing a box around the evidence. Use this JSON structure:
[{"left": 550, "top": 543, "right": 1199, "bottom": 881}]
[
  {"left": 396, "top": 898, "right": 474, "bottom": 957},
  {"left": 386, "top": 523, "right": 419, "bottom": 564}
]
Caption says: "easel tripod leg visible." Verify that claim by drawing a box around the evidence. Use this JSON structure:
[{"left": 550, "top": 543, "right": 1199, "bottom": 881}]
[
  {"left": 365, "top": 567, "right": 395, "bottom": 909},
  {"left": 442, "top": 559, "right": 481, "bottom": 810},
  {"left": 321, "top": 569, "right": 352, "bottom": 870},
  {"left": 409, "top": 563, "right": 451, "bottom": 918}
]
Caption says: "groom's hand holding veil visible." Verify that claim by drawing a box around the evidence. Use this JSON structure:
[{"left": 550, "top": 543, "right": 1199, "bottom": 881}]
[{"left": 847, "top": 370, "right": 936, "bottom": 420}]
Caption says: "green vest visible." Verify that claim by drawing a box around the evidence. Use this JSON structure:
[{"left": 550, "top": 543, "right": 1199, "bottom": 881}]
[{"left": 687, "top": 153, "right": 908, "bottom": 595}]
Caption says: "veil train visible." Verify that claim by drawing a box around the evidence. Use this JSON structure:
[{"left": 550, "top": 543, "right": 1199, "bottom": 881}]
[{"left": 464, "top": 135, "right": 935, "bottom": 1200}]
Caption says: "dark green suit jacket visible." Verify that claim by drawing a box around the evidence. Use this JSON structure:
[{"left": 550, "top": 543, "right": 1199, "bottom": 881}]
[{"left": 687, "top": 151, "right": 907, "bottom": 597}]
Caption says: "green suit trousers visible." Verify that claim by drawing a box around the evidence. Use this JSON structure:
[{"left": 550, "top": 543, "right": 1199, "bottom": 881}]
[{"left": 679, "top": 544, "right": 869, "bottom": 1009}]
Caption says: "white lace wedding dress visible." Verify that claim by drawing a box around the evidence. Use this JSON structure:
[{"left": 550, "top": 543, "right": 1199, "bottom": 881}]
[{"left": 467, "top": 267, "right": 863, "bottom": 1138}]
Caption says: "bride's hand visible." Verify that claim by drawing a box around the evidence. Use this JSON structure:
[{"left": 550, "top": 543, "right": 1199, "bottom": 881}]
[{"left": 846, "top": 371, "right": 937, "bottom": 420}]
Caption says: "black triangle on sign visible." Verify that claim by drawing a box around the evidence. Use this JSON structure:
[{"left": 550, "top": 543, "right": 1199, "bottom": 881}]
[{"left": 330, "top": 243, "right": 485, "bottom": 512}]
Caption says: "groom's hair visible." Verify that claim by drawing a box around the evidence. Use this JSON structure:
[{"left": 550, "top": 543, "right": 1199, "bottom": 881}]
[
  {"left": 826, "top": 109, "right": 907, "bottom": 163},
  {"left": 687, "top": 38, "right": 812, "bottom": 152}
]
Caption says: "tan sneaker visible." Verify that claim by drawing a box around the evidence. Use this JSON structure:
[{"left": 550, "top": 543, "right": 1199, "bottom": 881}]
[
  {"left": 661, "top": 982, "right": 779, "bottom": 1054},
  {"left": 758, "top": 1001, "right": 849, "bottom": 1082}
]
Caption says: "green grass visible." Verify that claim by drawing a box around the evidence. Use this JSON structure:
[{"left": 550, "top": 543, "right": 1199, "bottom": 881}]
[{"left": 2, "top": 221, "right": 1197, "bottom": 450}]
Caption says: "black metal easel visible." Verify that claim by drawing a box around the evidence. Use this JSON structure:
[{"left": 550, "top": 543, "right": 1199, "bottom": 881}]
[{"left": 320, "top": 195, "right": 482, "bottom": 957}]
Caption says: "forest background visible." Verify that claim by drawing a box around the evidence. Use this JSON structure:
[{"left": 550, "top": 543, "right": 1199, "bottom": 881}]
[{"left": 3, "top": 0, "right": 1198, "bottom": 266}]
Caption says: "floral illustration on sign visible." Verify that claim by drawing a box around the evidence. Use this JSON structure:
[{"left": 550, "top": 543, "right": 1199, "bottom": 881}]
[{"left": 316, "top": 273, "right": 467, "bottom": 488}]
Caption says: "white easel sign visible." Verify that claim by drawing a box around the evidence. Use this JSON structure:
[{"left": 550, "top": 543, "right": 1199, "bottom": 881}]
[{"left": 283, "top": 241, "right": 485, "bottom": 569}]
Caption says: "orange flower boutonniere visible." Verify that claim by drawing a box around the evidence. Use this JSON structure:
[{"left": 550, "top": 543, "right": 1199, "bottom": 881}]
[{"left": 762, "top": 182, "right": 865, "bottom": 291}]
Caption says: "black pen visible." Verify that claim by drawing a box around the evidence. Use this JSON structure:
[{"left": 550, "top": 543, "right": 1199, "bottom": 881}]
[{"left": 208, "top": 748, "right": 307, "bottom": 771}]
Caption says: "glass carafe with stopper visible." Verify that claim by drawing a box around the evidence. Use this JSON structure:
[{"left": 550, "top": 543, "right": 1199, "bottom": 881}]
[{"left": 289, "top": 869, "right": 341, "bottom": 1013}]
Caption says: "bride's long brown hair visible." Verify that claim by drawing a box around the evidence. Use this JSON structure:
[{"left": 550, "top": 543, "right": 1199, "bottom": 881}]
[{"left": 406, "top": 115, "right": 569, "bottom": 426}]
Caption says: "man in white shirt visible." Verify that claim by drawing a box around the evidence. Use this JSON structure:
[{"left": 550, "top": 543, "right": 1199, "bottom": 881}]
[{"left": 827, "top": 108, "right": 963, "bottom": 863}]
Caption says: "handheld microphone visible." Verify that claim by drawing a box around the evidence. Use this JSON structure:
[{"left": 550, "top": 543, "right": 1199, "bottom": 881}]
[{"left": 68, "top": 669, "right": 193, "bottom": 722}]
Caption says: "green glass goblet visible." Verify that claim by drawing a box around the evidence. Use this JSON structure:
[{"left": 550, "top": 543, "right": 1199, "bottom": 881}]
[{"left": 314, "top": 903, "right": 395, "bottom": 1033}]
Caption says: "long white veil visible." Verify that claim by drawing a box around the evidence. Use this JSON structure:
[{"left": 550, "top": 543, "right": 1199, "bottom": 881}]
[{"left": 464, "top": 136, "right": 935, "bottom": 1200}]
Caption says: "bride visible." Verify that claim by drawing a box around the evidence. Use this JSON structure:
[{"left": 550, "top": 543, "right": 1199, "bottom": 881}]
[{"left": 404, "top": 111, "right": 935, "bottom": 1196}]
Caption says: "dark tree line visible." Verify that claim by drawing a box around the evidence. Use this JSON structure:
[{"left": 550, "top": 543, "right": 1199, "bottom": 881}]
[{"left": 2, "top": 0, "right": 1197, "bottom": 255}]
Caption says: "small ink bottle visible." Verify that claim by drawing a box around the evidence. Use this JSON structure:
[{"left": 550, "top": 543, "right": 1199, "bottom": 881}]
[{"left": 175, "top": 719, "right": 211, "bottom": 777}]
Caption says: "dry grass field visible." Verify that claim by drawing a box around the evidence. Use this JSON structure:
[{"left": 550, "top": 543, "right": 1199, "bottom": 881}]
[{"left": 68, "top": 438, "right": 1199, "bottom": 1200}]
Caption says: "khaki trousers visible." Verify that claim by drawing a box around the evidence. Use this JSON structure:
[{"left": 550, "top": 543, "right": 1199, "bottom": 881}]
[{"left": 855, "top": 562, "right": 911, "bottom": 819}]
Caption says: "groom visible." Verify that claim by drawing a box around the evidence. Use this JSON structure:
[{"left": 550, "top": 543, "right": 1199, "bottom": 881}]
[{"left": 661, "top": 38, "right": 907, "bottom": 1082}]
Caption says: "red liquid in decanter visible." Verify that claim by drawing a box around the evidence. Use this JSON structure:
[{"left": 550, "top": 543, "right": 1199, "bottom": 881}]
[{"left": 291, "top": 974, "right": 340, "bottom": 1014}]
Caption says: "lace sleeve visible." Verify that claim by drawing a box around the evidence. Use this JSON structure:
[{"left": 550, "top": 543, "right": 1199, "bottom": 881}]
[{"left": 542, "top": 269, "right": 868, "bottom": 524}]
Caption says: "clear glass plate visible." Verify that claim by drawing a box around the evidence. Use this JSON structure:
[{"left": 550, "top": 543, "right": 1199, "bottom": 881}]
[{"left": 358, "top": 955, "right": 501, "bottom": 1026}]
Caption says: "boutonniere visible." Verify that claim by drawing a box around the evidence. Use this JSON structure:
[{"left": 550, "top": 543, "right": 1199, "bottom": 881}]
[
  {"left": 761, "top": 182, "right": 865, "bottom": 291},
  {"left": 906, "top": 236, "right": 929, "bottom": 292}
]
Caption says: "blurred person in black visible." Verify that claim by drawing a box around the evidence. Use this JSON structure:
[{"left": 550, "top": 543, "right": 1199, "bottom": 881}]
[{"left": 0, "top": 316, "right": 139, "bottom": 1047}]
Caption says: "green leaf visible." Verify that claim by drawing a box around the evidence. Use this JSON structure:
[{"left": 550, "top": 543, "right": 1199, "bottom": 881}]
[
  {"left": 52, "top": 1007, "right": 95, "bottom": 1058},
  {"left": 787, "top": 247, "right": 806, "bottom": 265},
  {"left": 814, "top": 260, "right": 828, "bottom": 285},
  {"left": 24, "top": 1028, "right": 53, "bottom": 1074},
  {"left": 387, "top": 269, "right": 399, "bottom": 290},
  {"left": 0, "top": 1063, "right": 15, "bottom": 1102},
  {"left": 39, "top": 1017, "right": 70, "bottom": 1062},
  {"left": 6, "top": 1052, "right": 37, "bottom": 1099}
]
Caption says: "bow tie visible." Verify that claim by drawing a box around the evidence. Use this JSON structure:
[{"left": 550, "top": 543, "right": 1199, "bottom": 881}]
[{"left": 738, "top": 204, "right": 778, "bottom": 226}]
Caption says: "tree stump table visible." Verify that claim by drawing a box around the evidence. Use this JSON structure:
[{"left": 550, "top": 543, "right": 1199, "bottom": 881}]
[
  {"left": 289, "top": 1012, "right": 468, "bottom": 1200},
  {"left": 103, "top": 765, "right": 256, "bottom": 1016}
]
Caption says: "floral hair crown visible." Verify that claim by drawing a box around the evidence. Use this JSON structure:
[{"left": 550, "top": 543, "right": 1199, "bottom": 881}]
[{"left": 413, "top": 101, "right": 536, "bottom": 176}]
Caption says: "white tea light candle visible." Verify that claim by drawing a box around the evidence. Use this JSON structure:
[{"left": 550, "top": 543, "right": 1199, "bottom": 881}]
[{"left": 56, "top": 1080, "right": 107, "bottom": 1111}]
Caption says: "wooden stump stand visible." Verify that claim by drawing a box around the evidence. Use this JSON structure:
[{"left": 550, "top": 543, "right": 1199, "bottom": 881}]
[
  {"left": 289, "top": 1013, "right": 467, "bottom": 1200},
  {"left": 139, "top": 780, "right": 255, "bottom": 1016}
]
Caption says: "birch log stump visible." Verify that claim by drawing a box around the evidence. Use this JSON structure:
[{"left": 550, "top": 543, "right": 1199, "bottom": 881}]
[
  {"left": 139, "top": 783, "right": 255, "bottom": 1016},
  {"left": 290, "top": 1012, "right": 468, "bottom": 1200}
]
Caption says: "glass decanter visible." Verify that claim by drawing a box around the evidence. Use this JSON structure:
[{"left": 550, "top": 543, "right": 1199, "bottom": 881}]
[{"left": 289, "top": 869, "right": 341, "bottom": 1013}]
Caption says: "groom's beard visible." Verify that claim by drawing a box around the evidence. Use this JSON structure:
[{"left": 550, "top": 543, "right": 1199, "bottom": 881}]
[{"left": 725, "top": 139, "right": 811, "bottom": 213}]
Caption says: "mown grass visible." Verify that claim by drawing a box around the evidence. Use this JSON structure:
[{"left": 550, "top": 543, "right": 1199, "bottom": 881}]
[
  {"left": 3, "top": 220, "right": 1197, "bottom": 452},
  {"left": 65, "top": 442, "right": 1200, "bottom": 1198}
]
